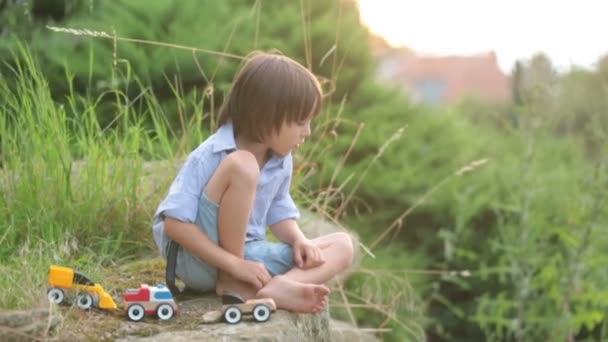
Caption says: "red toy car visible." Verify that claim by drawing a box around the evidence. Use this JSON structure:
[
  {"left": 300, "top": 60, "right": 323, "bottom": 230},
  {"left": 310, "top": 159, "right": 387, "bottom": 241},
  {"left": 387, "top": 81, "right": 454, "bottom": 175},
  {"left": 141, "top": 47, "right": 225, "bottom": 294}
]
[{"left": 123, "top": 284, "right": 179, "bottom": 321}]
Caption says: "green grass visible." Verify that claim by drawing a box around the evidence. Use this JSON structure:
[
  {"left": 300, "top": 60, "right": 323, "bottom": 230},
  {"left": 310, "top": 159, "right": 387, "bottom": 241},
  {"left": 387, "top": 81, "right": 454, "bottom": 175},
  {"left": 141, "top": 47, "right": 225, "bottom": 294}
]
[{"left": 0, "top": 45, "right": 196, "bottom": 308}]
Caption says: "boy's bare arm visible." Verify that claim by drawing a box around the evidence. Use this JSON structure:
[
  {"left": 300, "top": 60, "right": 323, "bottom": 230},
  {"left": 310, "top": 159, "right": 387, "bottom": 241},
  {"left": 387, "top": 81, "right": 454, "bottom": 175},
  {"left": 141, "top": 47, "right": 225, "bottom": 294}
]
[
  {"left": 164, "top": 217, "right": 240, "bottom": 272},
  {"left": 269, "top": 219, "right": 306, "bottom": 245},
  {"left": 164, "top": 217, "right": 271, "bottom": 288}
]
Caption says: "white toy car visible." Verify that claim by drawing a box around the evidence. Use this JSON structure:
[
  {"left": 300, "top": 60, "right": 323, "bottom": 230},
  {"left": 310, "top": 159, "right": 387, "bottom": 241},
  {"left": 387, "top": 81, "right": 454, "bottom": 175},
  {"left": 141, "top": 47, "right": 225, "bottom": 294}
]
[{"left": 221, "top": 292, "right": 276, "bottom": 324}]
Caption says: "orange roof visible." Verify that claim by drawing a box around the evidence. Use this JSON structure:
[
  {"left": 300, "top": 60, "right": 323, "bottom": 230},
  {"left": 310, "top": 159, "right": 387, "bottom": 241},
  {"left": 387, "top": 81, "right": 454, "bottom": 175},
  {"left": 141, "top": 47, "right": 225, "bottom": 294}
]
[{"left": 382, "top": 51, "right": 511, "bottom": 104}]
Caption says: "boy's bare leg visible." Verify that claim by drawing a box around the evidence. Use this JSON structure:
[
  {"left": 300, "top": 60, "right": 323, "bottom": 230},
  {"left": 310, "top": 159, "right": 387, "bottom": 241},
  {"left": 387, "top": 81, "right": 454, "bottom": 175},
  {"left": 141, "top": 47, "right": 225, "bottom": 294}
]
[
  {"left": 256, "top": 275, "right": 330, "bottom": 313},
  {"left": 281, "top": 232, "right": 355, "bottom": 285},
  {"left": 205, "top": 151, "right": 259, "bottom": 298},
  {"left": 206, "top": 151, "right": 329, "bottom": 313},
  {"left": 216, "top": 229, "right": 350, "bottom": 313},
  {"left": 217, "top": 274, "right": 330, "bottom": 313},
  {"left": 256, "top": 232, "right": 354, "bottom": 311},
  {"left": 216, "top": 230, "right": 353, "bottom": 313},
  {"left": 255, "top": 233, "right": 353, "bottom": 312}
]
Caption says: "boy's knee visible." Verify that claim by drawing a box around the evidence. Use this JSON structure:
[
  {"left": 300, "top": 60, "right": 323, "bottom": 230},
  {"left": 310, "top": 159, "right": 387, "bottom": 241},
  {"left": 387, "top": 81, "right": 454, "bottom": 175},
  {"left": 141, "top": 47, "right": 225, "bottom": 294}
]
[
  {"left": 334, "top": 232, "right": 355, "bottom": 268},
  {"left": 224, "top": 150, "right": 260, "bottom": 186}
]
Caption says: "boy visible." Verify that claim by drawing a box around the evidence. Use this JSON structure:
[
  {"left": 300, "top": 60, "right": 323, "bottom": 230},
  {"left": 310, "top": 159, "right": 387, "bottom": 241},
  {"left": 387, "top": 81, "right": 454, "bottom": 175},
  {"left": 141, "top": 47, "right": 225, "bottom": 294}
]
[{"left": 153, "top": 52, "right": 354, "bottom": 314}]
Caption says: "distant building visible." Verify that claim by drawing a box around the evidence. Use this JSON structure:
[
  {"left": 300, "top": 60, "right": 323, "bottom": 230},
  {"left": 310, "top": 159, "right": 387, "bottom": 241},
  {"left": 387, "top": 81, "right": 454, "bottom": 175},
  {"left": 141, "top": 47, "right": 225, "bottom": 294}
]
[{"left": 376, "top": 46, "right": 511, "bottom": 105}]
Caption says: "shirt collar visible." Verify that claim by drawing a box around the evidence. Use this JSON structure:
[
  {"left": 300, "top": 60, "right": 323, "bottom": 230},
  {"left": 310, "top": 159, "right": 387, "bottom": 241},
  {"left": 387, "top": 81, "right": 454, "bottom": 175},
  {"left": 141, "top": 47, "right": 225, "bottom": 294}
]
[
  {"left": 212, "top": 122, "right": 237, "bottom": 153},
  {"left": 212, "top": 121, "right": 289, "bottom": 169}
]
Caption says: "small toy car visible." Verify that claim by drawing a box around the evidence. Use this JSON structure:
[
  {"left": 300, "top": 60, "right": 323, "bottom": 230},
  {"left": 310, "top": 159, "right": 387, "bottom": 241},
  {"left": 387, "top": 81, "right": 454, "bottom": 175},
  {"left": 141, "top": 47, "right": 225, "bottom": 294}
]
[
  {"left": 123, "top": 283, "right": 179, "bottom": 321},
  {"left": 47, "top": 265, "right": 117, "bottom": 310},
  {"left": 221, "top": 292, "right": 276, "bottom": 324}
]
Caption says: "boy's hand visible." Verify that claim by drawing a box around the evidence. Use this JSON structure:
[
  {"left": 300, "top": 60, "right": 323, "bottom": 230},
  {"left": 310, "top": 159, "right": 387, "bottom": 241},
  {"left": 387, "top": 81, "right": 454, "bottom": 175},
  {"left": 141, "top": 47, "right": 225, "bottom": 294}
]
[
  {"left": 293, "top": 238, "right": 325, "bottom": 269},
  {"left": 230, "top": 259, "right": 272, "bottom": 289}
]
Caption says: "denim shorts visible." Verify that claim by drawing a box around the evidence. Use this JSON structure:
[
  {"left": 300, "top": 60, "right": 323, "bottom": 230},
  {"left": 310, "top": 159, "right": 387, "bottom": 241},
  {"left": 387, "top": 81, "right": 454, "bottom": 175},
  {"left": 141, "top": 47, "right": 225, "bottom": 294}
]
[{"left": 170, "top": 191, "right": 294, "bottom": 292}]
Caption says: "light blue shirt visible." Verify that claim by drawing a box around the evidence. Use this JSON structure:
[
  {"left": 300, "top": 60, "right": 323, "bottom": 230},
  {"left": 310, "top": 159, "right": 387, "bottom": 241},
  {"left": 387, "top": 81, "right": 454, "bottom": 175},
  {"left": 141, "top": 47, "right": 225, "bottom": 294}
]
[{"left": 152, "top": 122, "right": 300, "bottom": 256}]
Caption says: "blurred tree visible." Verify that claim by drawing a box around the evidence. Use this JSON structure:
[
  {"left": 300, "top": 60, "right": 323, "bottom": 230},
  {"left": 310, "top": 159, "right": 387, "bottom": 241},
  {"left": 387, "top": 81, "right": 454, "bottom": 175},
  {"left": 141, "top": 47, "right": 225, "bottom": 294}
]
[
  {"left": 511, "top": 61, "right": 524, "bottom": 106},
  {"left": 0, "top": 0, "right": 82, "bottom": 37},
  {"left": 551, "top": 56, "right": 608, "bottom": 157},
  {"left": 520, "top": 53, "right": 557, "bottom": 103},
  {"left": 597, "top": 54, "right": 608, "bottom": 82},
  {"left": 30, "top": 0, "right": 81, "bottom": 21}
]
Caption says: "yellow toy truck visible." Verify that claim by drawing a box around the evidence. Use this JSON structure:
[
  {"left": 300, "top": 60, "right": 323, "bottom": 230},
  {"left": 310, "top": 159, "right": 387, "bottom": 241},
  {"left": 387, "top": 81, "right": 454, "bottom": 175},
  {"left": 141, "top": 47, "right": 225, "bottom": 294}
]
[{"left": 47, "top": 265, "right": 117, "bottom": 310}]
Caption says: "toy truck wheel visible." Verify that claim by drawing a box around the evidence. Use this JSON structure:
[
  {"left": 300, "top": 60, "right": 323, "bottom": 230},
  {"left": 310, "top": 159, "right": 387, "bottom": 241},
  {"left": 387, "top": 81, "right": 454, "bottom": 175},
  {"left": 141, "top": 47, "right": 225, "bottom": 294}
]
[
  {"left": 47, "top": 288, "right": 65, "bottom": 305},
  {"left": 77, "top": 293, "right": 94, "bottom": 310},
  {"left": 252, "top": 304, "right": 271, "bottom": 322},
  {"left": 223, "top": 305, "right": 242, "bottom": 324},
  {"left": 127, "top": 304, "right": 146, "bottom": 321},
  {"left": 156, "top": 304, "right": 174, "bottom": 320}
]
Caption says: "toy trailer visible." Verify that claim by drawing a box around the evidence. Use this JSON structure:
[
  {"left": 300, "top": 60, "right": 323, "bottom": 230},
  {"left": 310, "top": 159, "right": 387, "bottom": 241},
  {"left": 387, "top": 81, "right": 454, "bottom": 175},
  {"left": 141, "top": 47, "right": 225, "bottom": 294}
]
[
  {"left": 221, "top": 292, "right": 276, "bottom": 324},
  {"left": 47, "top": 265, "right": 117, "bottom": 310},
  {"left": 123, "top": 284, "right": 179, "bottom": 321}
]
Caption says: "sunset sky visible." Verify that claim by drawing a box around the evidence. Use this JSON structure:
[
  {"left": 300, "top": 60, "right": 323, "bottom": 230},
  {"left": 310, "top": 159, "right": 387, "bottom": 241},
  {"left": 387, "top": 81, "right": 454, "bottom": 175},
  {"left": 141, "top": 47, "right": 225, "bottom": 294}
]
[{"left": 357, "top": 0, "right": 607, "bottom": 73}]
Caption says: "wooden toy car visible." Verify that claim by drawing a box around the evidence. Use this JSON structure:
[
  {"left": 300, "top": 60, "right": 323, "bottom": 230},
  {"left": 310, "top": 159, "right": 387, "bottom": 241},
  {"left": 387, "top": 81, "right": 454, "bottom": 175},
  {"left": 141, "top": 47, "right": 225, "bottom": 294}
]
[
  {"left": 221, "top": 292, "right": 276, "bottom": 324},
  {"left": 47, "top": 265, "right": 117, "bottom": 310},
  {"left": 123, "top": 284, "right": 179, "bottom": 321}
]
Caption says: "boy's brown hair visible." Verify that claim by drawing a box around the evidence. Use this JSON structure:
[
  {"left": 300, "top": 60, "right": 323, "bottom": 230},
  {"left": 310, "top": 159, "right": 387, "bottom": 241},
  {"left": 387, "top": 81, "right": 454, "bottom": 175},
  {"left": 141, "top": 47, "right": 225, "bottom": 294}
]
[{"left": 218, "top": 51, "right": 323, "bottom": 142}]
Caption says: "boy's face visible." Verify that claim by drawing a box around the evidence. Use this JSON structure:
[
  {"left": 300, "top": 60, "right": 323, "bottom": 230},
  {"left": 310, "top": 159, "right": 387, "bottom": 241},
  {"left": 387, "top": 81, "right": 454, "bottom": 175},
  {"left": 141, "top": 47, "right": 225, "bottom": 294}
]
[{"left": 267, "top": 117, "right": 312, "bottom": 156}]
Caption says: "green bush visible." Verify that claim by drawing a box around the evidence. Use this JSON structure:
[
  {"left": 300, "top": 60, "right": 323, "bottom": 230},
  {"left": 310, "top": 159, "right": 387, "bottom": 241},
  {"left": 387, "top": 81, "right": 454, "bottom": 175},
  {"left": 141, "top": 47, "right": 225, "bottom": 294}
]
[
  {"left": 303, "top": 63, "right": 608, "bottom": 340},
  {"left": 0, "top": 0, "right": 372, "bottom": 131}
]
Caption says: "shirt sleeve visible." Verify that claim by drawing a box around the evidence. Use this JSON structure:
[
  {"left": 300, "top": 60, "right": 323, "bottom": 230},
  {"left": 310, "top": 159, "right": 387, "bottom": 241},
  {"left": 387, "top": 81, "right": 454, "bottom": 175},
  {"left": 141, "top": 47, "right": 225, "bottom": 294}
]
[
  {"left": 266, "top": 158, "right": 300, "bottom": 226},
  {"left": 155, "top": 151, "right": 212, "bottom": 223}
]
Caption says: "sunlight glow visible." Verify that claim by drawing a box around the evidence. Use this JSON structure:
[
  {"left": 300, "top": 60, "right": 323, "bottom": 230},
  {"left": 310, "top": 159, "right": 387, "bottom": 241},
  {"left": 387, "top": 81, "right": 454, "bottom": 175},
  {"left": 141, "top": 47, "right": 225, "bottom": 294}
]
[{"left": 358, "top": 0, "right": 608, "bottom": 72}]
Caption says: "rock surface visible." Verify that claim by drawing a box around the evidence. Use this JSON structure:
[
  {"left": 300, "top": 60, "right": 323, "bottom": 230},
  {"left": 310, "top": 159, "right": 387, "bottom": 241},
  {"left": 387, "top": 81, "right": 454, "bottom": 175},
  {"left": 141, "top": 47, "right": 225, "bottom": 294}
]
[
  {"left": 0, "top": 308, "right": 61, "bottom": 342},
  {"left": 117, "top": 295, "right": 331, "bottom": 342}
]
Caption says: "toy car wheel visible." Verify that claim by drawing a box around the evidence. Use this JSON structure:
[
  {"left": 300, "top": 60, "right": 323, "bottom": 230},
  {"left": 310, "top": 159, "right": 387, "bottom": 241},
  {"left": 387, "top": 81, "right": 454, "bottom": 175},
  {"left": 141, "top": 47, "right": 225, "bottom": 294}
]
[
  {"left": 77, "top": 293, "right": 94, "bottom": 310},
  {"left": 223, "top": 305, "right": 242, "bottom": 324},
  {"left": 156, "top": 303, "right": 174, "bottom": 320},
  {"left": 127, "top": 304, "right": 146, "bottom": 321},
  {"left": 252, "top": 304, "right": 271, "bottom": 322},
  {"left": 47, "top": 288, "right": 65, "bottom": 305}
]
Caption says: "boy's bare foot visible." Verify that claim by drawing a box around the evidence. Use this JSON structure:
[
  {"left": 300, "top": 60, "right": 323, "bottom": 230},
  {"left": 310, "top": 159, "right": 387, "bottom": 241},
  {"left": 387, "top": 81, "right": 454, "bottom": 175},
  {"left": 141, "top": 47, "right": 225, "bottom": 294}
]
[{"left": 256, "top": 275, "right": 330, "bottom": 313}]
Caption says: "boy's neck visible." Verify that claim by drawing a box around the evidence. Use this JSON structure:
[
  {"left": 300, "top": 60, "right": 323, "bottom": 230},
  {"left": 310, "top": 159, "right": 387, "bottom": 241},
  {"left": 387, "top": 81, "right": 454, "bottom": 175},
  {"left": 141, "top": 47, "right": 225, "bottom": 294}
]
[{"left": 235, "top": 135, "right": 271, "bottom": 168}]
